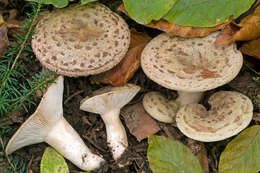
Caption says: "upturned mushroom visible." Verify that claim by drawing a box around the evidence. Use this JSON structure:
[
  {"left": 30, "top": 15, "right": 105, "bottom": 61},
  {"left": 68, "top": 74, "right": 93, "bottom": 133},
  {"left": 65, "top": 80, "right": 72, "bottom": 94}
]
[
  {"left": 142, "top": 91, "right": 179, "bottom": 124},
  {"left": 5, "top": 76, "right": 105, "bottom": 171},
  {"left": 176, "top": 91, "right": 253, "bottom": 142},
  {"left": 80, "top": 84, "right": 140, "bottom": 160},
  {"left": 32, "top": 3, "right": 130, "bottom": 77},
  {"left": 141, "top": 32, "right": 243, "bottom": 106}
]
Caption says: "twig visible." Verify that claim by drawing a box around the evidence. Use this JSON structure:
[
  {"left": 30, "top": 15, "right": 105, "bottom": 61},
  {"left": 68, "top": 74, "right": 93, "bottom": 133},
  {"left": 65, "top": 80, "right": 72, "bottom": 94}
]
[
  {"left": 0, "top": 137, "right": 18, "bottom": 173},
  {"left": 64, "top": 90, "right": 84, "bottom": 105}
]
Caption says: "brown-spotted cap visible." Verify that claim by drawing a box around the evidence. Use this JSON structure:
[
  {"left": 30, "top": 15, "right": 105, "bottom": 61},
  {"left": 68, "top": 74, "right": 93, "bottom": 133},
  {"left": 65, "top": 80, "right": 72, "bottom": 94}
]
[
  {"left": 176, "top": 91, "right": 253, "bottom": 142},
  {"left": 141, "top": 32, "right": 243, "bottom": 92},
  {"left": 142, "top": 92, "right": 179, "bottom": 123},
  {"left": 32, "top": 3, "right": 130, "bottom": 77}
]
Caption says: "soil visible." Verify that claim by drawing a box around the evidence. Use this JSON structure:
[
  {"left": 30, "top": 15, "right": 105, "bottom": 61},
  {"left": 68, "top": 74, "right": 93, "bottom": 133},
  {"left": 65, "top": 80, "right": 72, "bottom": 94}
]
[{"left": 1, "top": 1, "right": 260, "bottom": 173}]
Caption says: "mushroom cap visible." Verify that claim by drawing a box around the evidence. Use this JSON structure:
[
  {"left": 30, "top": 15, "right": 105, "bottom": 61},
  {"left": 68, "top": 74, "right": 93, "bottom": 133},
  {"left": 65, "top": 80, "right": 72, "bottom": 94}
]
[
  {"left": 80, "top": 84, "right": 141, "bottom": 114},
  {"left": 6, "top": 76, "right": 64, "bottom": 154},
  {"left": 141, "top": 32, "right": 243, "bottom": 92},
  {"left": 176, "top": 91, "right": 253, "bottom": 142},
  {"left": 142, "top": 92, "right": 179, "bottom": 123},
  {"left": 32, "top": 3, "right": 130, "bottom": 77}
]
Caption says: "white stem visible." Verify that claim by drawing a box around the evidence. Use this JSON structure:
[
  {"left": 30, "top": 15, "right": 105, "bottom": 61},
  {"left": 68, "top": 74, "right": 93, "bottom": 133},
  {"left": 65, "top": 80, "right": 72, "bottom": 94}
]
[
  {"left": 45, "top": 117, "right": 104, "bottom": 171},
  {"left": 176, "top": 91, "right": 203, "bottom": 106},
  {"left": 101, "top": 109, "right": 127, "bottom": 160}
]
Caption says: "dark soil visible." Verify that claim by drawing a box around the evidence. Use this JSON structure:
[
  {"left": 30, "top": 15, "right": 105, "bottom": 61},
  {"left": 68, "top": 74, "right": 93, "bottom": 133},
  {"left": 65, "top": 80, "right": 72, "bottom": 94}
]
[{"left": 1, "top": 0, "right": 260, "bottom": 173}]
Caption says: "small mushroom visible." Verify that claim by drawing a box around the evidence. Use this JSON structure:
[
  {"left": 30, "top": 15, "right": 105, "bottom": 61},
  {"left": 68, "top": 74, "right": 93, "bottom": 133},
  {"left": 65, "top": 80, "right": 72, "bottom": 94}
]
[
  {"left": 142, "top": 92, "right": 179, "bottom": 124},
  {"left": 6, "top": 76, "right": 105, "bottom": 171},
  {"left": 80, "top": 84, "right": 140, "bottom": 160},
  {"left": 176, "top": 91, "right": 253, "bottom": 142},
  {"left": 141, "top": 32, "right": 243, "bottom": 106},
  {"left": 32, "top": 3, "right": 130, "bottom": 77}
]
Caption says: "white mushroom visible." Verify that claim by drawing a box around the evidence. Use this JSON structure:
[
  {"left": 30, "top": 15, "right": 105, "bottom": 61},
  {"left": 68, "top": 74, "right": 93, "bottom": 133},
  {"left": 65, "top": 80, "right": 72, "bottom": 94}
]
[
  {"left": 80, "top": 84, "right": 140, "bottom": 160},
  {"left": 142, "top": 92, "right": 179, "bottom": 124},
  {"left": 6, "top": 76, "right": 105, "bottom": 171},
  {"left": 176, "top": 91, "right": 253, "bottom": 142},
  {"left": 32, "top": 3, "right": 130, "bottom": 77},
  {"left": 141, "top": 32, "right": 243, "bottom": 106}
]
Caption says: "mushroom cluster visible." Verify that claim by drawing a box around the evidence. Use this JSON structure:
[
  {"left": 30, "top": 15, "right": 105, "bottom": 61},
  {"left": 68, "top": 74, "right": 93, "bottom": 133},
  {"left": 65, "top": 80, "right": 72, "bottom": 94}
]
[{"left": 32, "top": 2, "right": 130, "bottom": 77}]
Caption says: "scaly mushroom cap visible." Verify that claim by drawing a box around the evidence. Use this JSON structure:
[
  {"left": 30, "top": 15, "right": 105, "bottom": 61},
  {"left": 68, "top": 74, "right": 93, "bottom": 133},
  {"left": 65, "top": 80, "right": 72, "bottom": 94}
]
[
  {"left": 142, "top": 92, "right": 179, "bottom": 123},
  {"left": 80, "top": 84, "right": 141, "bottom": 114},
  {"left": 141, "top": 32, "right": 243, "bottom": 92},
  {"left": 32, "top": 3, "right": 130, "bottom": 77},
  {"left": 176, "top": 91, "right": 253, "bottom": 142}
]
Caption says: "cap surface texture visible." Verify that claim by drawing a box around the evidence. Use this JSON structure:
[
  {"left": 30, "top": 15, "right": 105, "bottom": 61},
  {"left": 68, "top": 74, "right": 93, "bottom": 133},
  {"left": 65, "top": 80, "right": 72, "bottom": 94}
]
[
  {"left": 141, "top": 32, "right": 243, "bottom": 92},
  {"left": 176, "top": 91, "right": 253, "bottom": 142},
  {"left": 32, "top": 3, "right": 130, "bottom": 77}
]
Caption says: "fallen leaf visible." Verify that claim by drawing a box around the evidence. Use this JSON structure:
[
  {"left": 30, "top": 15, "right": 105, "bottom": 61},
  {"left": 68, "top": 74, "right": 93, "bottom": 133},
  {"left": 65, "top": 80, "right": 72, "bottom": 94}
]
[
  {"left": 216, "top": 5, "right": 260, "bottom": 45},
  {"left": 40, "top": 147, "right": 69, "bottom": 173},
  {"left": 218, "top": 125, "right": 260, "bottom": 173},
  {"left": 148, "top": 135, "right": 203, "bottom": 173},
  {"left": 118, "top": 4, "right": 227, "bottom": 38},
  {"left": 90, "top": 29, "right": 151, "bottom": 86},
  {"left": 185, "top": 139, "right": 209, "bottom": 173},
  {"left": 121, "top": 103, "right": 160, "bottom": 142},
  {"left": 215, "top": 23, "right": 239, "bottom": 45},
  {"left": 0, "top": 15, "right": 8, "bottom": 57},
  {"left": 253, "top": 112, "right": 260, "bottom": 122},
  {"left": 240, "top": 38, "right": 260, "bottom": 59}
]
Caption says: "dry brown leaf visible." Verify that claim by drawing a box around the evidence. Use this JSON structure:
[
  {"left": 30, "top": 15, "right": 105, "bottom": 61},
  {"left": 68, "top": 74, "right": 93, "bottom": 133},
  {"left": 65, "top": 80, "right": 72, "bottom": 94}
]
[
  {"left": 216, "top": 5, "right": 260, "bottom": 45},
  {"left": 253, "top": 112, "right": 260, "bottom": 122},
  {"left": 240, "top": 38, "right": 260, "bottom": 59},
  {"left": 0, "top": 15, "right": 8, "bottom": 57},
  {"left": 186, "top": 139, "right": 209, "bottom": 173},
  {"left": 118, "top": 3, "right": 227, "bottom": 38},
  {"left": 90, "top": 29, "right": 151, "bottom": 86},
  {"left": 121, "top": 103, "right": 160, "bottom": 142}
]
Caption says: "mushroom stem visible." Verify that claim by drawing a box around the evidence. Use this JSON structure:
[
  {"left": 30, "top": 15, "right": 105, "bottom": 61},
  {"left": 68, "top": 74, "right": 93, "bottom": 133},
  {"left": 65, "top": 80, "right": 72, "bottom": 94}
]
[
  {"left": 46, "top": 116, "right": 105, "bottom": 171},
  {"left": 176, "top": 91, "right": 203, "bottom": 106},
  {"left": 100, "top": 109, "right": 127, "bottom": 160}
]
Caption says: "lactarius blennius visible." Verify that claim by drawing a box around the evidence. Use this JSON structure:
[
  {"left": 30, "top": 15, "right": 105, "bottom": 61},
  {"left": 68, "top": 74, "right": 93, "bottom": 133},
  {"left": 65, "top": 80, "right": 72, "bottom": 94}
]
[
  {"left": 6, "top": 76, "right": 105, "bottom": 171},
  {"left": 141, "top": 32, "right": 243, "bottom": 106},
  {"left": 80, "top": 84, "right": 141, "bottom": 160},
  {"left": 32, "top": 3, "right": 130, "bottom": 77},
  {"left": 176, "top": 91, "right": 253, "bottom": 142}
]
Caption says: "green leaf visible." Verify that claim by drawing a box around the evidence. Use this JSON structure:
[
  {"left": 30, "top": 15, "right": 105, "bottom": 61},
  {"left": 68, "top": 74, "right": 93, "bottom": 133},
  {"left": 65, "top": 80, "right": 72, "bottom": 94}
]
[
  {"left": 219, "top": 125, "right": 260, "bottom": 173},
  {"left": 147, "top": 135, "right": 203, "bottom": 173},
  {"left": 40, "top": 147, "right": 69, "bottom": 173},
  {"left": 123, "top": 0, "right": 176, "bottom": 24},
  {"left": 81, "top": 0, "right": 97, "bottom": 5},
  {"left": 27, "top": 0, "right": 69, "bottom": 8},
  {"left": 163, "top": 0, "right": 255, "bottom": 27}
]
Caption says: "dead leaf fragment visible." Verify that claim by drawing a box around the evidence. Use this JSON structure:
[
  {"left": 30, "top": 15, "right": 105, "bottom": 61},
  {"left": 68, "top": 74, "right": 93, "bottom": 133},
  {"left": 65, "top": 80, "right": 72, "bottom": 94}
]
[
  {"left": 253, "top": 112, "right": 260, "bottom": 122},
  {"left": 121, "top": 103, "right": 160, "bottom": 141},
  {"left": 240, "top": 38, "right": 260, "bottom": 59},
  {"left": 90, "top": 29, "right": 151, "bottom": 86},
  {"left": 0, "top": 15, "right": 8, "bottom": 56},
  {"left": 118, "top": 4, "right": 227, "bottom": 38}
]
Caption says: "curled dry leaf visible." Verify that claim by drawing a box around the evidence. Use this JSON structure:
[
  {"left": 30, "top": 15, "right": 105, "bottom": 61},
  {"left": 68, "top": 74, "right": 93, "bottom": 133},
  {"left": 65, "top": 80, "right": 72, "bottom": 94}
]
[
  {"left": 90, "top": 29, "right": 151, "bottom": 86},
  {"left": 118, "top": 4, "right": 227, "bottom": 38},
  {"left": 240, "top": 38, "right": 260, "bottom": 59},
  {"left": 121, "top": 103, "right": 160, "bottom": 142},
  {"left": 0, "top": 15, "right": 8, "bottom": 56},
  {"left": 216, "top": 5, "right": 260, "bottom": 45}
]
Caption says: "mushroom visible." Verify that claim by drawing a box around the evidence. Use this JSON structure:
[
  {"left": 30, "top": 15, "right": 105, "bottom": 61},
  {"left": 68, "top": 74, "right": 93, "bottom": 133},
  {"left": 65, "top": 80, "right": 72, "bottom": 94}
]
[
  {"left": 32, "top": 3, "right": 130, "bottom": 77},
  {"left": 176, "top": 91, "right": 253, "bottom": 142},
  {"left": 80, "top": 84, "right": 140, "bottom": 160},
  {"left": 141, "top": 32, "right": 243, "bottom": 106},
  {"left": 6, "top": 76, "right": 105, "bottom": 171},
  {"left": 142, "top": 92, "right": 179, "bottom": 124}
]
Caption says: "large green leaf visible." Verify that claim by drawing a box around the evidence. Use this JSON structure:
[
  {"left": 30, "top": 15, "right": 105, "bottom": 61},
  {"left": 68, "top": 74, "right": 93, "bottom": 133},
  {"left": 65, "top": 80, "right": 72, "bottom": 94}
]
[
  {"left": 40, "top": 147, "right": 69, "bottom": 173},
  {"left": 123, "top": 0, "right": 176, "bottom": 24},
  {"left": 218, "top": 125, "right": 260, "bottom": 173},
  {"left": 147, "top": 135, "right": 203, "bottom": 173},
  {"left": 163, "top": 0, "right": 255, "bottom": 27}
]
